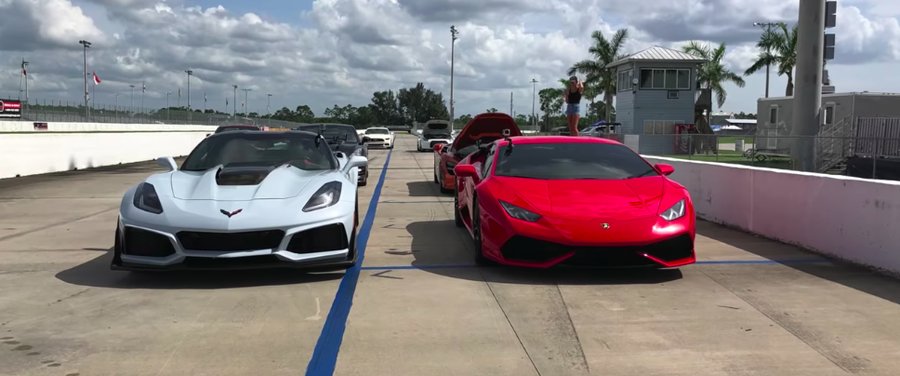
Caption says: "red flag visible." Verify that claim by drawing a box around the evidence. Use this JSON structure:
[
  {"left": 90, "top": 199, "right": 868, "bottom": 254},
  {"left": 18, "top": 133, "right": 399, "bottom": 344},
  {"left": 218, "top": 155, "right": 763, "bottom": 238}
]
[{"left": 92, "top": 72, "right": 101, "bottom": 85}]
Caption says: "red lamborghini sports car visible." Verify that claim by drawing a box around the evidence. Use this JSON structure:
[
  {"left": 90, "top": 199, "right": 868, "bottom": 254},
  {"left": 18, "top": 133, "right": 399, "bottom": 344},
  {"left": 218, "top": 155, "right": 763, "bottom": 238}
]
[
  {"left": 453, "top": 135, "right": 696, "bottom": 268},
  {"left": 433, "top": 112, "right": 522, "bottom": 193}
]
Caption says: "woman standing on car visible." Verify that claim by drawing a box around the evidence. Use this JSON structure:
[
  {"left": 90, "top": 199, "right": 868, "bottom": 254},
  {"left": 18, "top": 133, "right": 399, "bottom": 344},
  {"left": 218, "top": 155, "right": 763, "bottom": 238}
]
[{"left": 564, "top": 75, "right": 584, "bottom": 136}]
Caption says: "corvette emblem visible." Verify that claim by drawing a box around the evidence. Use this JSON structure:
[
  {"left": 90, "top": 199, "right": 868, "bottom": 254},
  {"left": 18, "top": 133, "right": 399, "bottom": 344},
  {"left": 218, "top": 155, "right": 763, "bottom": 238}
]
[
  {"left": 601, "top": 223, "right": 610, "bottom": 229},
  {"left": 220, "top": 209, "right": 243, "bottom": 218}
]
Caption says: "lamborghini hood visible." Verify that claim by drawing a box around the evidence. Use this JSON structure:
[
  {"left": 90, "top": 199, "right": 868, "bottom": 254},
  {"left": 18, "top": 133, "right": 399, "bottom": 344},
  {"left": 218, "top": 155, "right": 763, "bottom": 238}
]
[
  {"left": 494, "top": 176, "right": 667, "bottom": 220},
  {"left": 169, "top": 165, "right": 327, "bottom": 201},
  {"left": 451, "top": 113, "right": 522, "bottom": 151}
]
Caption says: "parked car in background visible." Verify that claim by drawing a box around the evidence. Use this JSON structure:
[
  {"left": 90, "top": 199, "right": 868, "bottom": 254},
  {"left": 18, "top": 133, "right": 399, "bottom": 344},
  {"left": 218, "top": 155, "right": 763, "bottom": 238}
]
[
  {"left": 362, "top": 127, "right": 395, "bottom": 149},
  {"left": 433, "top": 113, "right": 521, "bottom": 193},
  {"left": 579, "top": 122, "right": 621, "bottom": 137},
  {"left": 214, "top": 124, "right": 261, "bottom": 133},
  {"left": 417, "top": 120, "right": 453, "bottom": 152},
  {"left": 296, "top": 123, "right": 369, "bottom": 186}
]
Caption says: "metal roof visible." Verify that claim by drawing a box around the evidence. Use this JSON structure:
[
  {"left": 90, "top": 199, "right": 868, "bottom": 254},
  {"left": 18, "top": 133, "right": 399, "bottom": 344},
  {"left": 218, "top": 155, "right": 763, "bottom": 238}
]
[{"left": 607, "top": 46, "right": 707, "bottom": 68}]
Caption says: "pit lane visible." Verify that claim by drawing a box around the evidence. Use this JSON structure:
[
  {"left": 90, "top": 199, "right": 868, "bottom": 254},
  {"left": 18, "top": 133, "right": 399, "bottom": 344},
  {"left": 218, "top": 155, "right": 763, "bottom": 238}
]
[{"left": 1, "top": 135, "right": 899, "bottom": 376}]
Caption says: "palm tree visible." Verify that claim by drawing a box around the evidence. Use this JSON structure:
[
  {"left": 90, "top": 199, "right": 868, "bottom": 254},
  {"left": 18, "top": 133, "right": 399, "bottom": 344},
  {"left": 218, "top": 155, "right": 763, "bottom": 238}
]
[
  {"left": 744, "top": 22, "right": 798, "bottom": 96},
  {"left": 682, "top": 41, "right": 746, "bottom": 110},
  {"left": 568, "top": 28, "right": 629, "bottom": 123}
]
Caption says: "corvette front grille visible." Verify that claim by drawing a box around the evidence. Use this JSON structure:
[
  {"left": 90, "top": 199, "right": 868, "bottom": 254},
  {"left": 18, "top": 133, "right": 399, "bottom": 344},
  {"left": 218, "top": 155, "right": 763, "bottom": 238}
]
[
  {"left": 287, "top": 224, "right": 348, "bottom": 254},
  {"left": 124, "top": 227, "right": 176, "bottom": 257},
  {"left": 177, "top": 230, "right": 285, "bottom": 251}
]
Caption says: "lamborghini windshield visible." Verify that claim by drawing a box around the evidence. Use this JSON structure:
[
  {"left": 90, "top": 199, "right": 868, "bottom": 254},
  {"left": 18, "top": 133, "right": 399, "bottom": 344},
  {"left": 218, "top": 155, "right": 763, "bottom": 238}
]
[
  {"left": 494, "top": 143, "right": 657, "bottom": 180},
  {"left": 181, "top": 132, "right": 337, "bottom": 171}
]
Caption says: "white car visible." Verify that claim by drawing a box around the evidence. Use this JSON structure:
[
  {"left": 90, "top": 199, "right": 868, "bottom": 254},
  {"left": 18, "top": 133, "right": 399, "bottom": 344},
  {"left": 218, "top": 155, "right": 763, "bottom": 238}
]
[
  {"left": 362, "top": 127, "right": 395, "bottom": 149},
  {"left": 111, "top": 130, "right": 368, "bottom": 271},
  {"left": 417, "top": 120, "right": 453, "bottom": 152}
]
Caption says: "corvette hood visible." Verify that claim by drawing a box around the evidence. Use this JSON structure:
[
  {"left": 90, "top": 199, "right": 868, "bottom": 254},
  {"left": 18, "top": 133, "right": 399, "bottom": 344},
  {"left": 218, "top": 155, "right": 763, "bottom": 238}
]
[
  {"left": 169, "top": 165, "right": 325, "bottom": 201},
  {"left": 494, "top": 176, "right": 667, "bottom": 220}
]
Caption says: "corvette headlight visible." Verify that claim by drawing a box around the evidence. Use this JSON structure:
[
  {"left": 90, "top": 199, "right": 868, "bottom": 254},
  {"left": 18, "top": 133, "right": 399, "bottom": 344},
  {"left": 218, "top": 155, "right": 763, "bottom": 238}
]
[
  {"left": 133, "top": 182, "right": 163, "bottom": 214},
  {"left": 660, "top": 199, "right": 686, "bottom": 221},
  {"left": 303, "top": 181, "right": 342, "bottom": 212},
  {"left": 500, "top": 200, "right": 541, "bottom": 222}
]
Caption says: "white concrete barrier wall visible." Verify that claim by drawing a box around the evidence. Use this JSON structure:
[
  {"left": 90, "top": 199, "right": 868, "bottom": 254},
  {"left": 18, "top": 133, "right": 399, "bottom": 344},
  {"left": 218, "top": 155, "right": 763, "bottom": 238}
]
[
  {"left": 644, "top": 156, "right": 900, "bottom": 275},
  {"left": 2, "top": 121, "right": 218, "bottom": 179}
]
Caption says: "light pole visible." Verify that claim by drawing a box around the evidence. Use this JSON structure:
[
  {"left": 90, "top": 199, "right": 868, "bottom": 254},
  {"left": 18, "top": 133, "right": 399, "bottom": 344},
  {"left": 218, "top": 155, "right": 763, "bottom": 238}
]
[
  {"left": 753, "top": 22, "right": 779, "bottom": 98},
  {"left": 140, "top": 81, "right": 145, "bottom": 113},
  {"left": 21, "top": 59, "right": 28, "bottom": 113},
  {"left": 129, "top": 84, "right": 135, "bottom": 113},
  {"left": 241, "top": 88, "right": 252, "bottom": 116},
  {"left": 115, "top": 92, "right": 121, "bottom": 122},
  {"left": 78, "top": 40, "right": 91, "bottom": 118},
  {"left": 166, "top": 91, "right": 171, "bottom": 122},
  {"left": 232, "top": 85, "right": 238, "bottom": 117},
  {"left": 531, "top": 78, "right": 538, "bottom": 131},
  {"left": 185, "top": 69, "right": 193, "bottom": 123},
  {"left": 450, "top": 25, "right": 459, "bottom": 128},
  {"left": 266, "top": 93, "right": 272, "bottom": 115}
]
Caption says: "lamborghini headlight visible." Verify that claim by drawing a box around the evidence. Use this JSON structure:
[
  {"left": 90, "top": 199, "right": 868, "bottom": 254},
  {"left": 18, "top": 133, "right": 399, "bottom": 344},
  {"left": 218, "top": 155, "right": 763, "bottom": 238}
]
[
  {"left": 303, "top": 181, "right": 342, "bottom": 212},
  {"left": 133, "top": 182, "right": 163, "bottom": 214},
  {"left": 660, "top": 199, "right": 686, "bottom": 221},
  {"left": 500, "top": 200, "right": 541, "bottom": 222}
]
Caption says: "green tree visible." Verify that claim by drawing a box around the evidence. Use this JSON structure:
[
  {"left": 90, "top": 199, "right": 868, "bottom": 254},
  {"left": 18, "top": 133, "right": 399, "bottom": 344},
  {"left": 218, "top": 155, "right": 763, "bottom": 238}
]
[
  {"left": 457, "top": 113, "right": 473, "bottom": 126},
  {"left": 486, "top": 107, "right": 498, "bottom": 113},
  {"left": 538, "top": 87, "right": 564, "bottom": 130},
  {"left": 568, "top": 28, "right": 629, "bottom": 123},
  {"left": 682, "top": 41, "right": 746, "bottom": 110},
  {"left": 369, "top": 90, "right": 402, "bottom": 124},
  {"left": 744, "top": 22, "right": 798, "bottom": 96},
  {"left": 295, "top": 105, "right": 315, "bottom": 122}
]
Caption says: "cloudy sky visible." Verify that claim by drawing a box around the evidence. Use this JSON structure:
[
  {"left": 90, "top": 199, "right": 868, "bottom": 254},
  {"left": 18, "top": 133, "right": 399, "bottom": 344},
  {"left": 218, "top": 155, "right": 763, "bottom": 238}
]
[{"left": 1, "top": 0, "right": 899, "bottom": 118}]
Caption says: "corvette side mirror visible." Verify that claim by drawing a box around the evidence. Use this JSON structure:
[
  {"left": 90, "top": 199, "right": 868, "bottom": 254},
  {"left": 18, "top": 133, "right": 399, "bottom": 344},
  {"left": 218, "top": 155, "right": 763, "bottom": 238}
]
[
  {"left": 157, "top": 156, "right": 178, "bottom": 171},
  {"left": 655, "top": 163, "right": 675, "bottom": 176},
  {"left": 454, "top": 164, "right": 477, "bottom": 178},
  {"left": 343, "top": 155, "right": 368, "bottom": 174}
]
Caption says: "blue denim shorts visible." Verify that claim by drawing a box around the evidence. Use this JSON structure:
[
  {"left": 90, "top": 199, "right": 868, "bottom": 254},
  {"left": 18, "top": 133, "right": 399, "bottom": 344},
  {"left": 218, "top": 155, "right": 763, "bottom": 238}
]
[{"left": 565, "top": 103, "right": 580, "bottom": 115}]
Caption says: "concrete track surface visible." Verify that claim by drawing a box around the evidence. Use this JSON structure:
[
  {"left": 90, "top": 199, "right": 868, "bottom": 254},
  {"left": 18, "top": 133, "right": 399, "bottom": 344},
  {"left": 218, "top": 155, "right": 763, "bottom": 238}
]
[{"left": 1, "top": 135, "right": 899, "bottom": 376}]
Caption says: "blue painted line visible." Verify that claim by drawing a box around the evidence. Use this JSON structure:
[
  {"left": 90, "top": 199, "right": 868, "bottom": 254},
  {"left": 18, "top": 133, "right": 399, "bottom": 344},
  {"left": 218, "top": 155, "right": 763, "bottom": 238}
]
[
  {"left": 305, "top": 150, "right": 392, "bottom": 376},
  {"left": 360, "top": 264, "right": 476, "bottom": 271}
]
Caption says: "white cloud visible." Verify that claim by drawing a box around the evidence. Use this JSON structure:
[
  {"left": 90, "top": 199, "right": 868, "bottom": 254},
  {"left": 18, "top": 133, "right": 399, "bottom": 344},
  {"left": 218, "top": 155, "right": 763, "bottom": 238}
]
[{"left": 1, "top": 0, "right": 899, "bottom": 117}]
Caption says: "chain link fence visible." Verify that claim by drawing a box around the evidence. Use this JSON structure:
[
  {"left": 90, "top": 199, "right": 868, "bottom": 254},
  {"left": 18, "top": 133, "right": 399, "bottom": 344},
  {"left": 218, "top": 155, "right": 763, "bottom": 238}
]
[{"left": 14, "top": 98, "right": 305, "bottom": 129}]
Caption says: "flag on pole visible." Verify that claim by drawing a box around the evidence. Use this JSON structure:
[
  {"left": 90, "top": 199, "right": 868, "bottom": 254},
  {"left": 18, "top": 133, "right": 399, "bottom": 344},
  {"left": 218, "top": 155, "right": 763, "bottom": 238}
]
[
  {"left": 21, "top": 60, "right": 27, "bottom": 76},
  {"left": 92, "top": 72, "right": 101, "bottom": 85}
]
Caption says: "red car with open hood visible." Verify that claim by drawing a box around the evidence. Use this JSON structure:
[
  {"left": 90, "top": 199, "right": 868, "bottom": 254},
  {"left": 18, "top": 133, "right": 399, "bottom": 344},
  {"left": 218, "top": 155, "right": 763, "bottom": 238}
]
[
  {"left": 452, "top": 135, "right": 696, "bottom": 268},
  {"left": 433, "top": 113, "right": 521, "bottom": 193}
]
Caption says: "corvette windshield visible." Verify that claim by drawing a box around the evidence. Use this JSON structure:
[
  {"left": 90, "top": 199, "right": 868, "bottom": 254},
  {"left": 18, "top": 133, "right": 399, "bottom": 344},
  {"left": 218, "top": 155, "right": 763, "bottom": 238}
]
[
  {"left": 366, "top": 128, "right": 390, "bottom": 134},
  {"left": 181, "top": 133, "right": 336, "bottom": 171},
  {"left": 494, "top": 143, "right": 658, "bottom": 179},
  {"left": 297, "top": 125, "right": 359, "bottom": 143}
]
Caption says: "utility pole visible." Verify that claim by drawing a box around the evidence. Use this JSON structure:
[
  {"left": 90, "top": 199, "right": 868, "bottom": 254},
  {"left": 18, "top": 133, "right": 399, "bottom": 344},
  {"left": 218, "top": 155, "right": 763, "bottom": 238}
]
[
  {"left": 531, "top": 78, "right": 538, "bottom": 131},
  {"left": 791, "top": 0, "right": 826, "bottom": 172},
  {"left": 450, "top": 25, "right": 459, "bottom": 128},
  {"left": 753, "top": 22, "right": 779, "bottom": 98},
  {"left": 242, "top": 88, "right": 252, "bottom": 116},
  {"left": 232, "top": 85, "right": 238, "bottom": 117},
  {"left": 185, "top": 69, "right": 193, "bottom": 123},
  {"left": 78, "top": 40, "right": 91, "bottom": 119},
  {"left": 21, "top": 58, "right": 28, "bottom": 114},
  {"left": 509, "top": 91, "right": 513, "bottom": 116}
]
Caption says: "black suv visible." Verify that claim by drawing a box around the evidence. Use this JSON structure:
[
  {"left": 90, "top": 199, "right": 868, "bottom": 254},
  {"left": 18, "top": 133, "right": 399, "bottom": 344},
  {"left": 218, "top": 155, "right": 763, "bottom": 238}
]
[{"left": 296, "top": 123, "right": 369, "bottom": 186}]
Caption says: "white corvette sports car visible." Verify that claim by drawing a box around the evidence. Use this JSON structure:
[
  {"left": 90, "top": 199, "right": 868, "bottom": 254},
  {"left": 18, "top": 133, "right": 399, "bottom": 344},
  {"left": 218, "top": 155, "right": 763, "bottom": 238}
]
[
  {"left": 361, "top": 127, "right": 395, "bottom": 148},
  {"left": 112, "top": 130, "right": 368, "bottom": 271}
]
